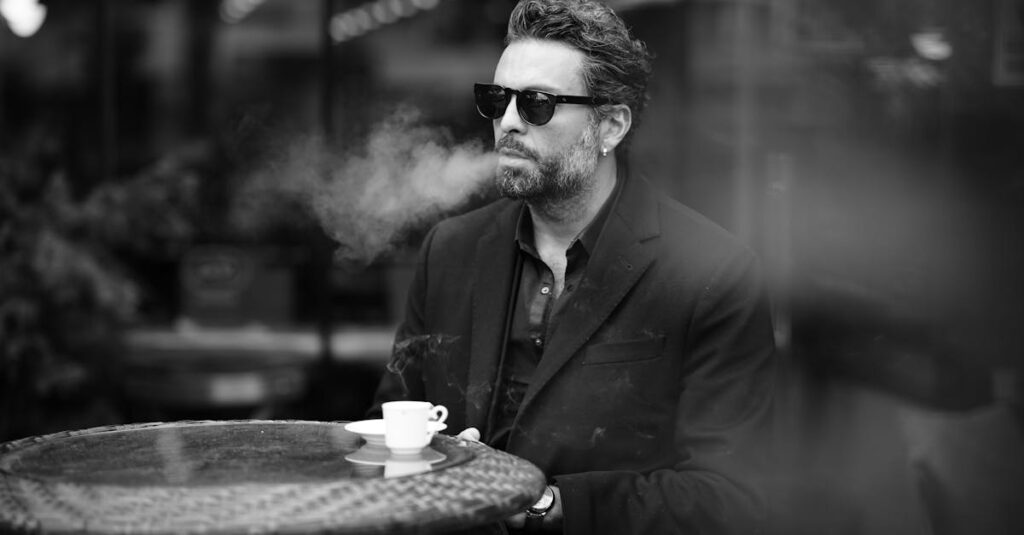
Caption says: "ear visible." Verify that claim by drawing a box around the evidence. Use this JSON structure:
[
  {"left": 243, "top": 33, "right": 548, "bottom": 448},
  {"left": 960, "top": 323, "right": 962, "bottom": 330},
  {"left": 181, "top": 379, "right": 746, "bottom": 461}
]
[{"left": 598, "top": 104, "right": 632, "bottom": 154}]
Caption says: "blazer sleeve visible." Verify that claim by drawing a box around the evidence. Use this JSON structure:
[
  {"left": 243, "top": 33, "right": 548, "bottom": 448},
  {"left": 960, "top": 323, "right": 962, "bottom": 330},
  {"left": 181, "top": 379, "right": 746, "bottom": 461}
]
[
  {"left": 365, "top": 225, "right": 439, "bottom": 418},
  {"left": 554, "top": 248, "right": 776, "bottom": 535}
]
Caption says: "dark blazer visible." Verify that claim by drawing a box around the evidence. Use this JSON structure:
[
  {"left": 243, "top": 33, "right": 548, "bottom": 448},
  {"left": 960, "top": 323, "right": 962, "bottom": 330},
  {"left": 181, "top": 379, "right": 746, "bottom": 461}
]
[{"left": 371, "top": 171, "right": 776, "bottom": 534}]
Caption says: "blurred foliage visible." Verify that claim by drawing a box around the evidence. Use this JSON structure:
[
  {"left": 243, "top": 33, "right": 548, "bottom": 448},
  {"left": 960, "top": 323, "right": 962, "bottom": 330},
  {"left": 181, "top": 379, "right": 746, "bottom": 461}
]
[{"left": 0, "top": 142, "right": 205, "bottom": 441}]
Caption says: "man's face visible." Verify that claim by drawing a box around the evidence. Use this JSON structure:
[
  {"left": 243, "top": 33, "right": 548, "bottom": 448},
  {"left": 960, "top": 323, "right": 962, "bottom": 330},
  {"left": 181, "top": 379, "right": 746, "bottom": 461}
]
[{"left": 491, "top": 39, "right": 601, "bottom": 203}]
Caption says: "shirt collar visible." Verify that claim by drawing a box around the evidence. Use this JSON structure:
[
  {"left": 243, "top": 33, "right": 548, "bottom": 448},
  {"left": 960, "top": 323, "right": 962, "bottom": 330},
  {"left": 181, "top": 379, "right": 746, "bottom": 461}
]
[{"left": 513, "top": 174, "right": 624, "bottom": 256}]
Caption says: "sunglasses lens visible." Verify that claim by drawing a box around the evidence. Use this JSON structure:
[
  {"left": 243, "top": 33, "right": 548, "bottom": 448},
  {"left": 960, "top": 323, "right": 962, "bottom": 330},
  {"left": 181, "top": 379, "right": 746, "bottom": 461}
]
[
  {"left": 518, "top": 91, "right": 556, "bottom": 126},
  {"left": 474, "top": 84, "right": 508, "bottom": 119},
  {"left": 473, "top": 85, "right": 558, "bottom": 125}
]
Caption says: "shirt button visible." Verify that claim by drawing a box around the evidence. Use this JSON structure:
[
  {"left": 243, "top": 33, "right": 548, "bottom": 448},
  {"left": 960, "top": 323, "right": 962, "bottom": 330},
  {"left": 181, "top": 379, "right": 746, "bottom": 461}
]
[{"left": 540, "top": 286, "right": 550, "bottom": 295}]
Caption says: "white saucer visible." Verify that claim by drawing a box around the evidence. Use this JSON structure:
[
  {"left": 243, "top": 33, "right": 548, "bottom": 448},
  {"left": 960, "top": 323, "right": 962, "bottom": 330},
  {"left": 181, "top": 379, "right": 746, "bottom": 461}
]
[
  {"left": 343, "top": 420, "right": 387, "bottom": 447},
  {"left": 345, "top": 446, "right": 445, "bottom": 466},
  {"left": 343, "top": 419, "right": 447, "bottom": 448},
  {"left": 344, "top": 444, "right": 389, "bottom": 465}
]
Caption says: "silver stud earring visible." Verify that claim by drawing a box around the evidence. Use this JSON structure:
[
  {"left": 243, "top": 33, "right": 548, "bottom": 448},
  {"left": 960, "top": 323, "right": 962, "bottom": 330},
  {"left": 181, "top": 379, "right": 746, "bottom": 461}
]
[{"left": 601, "top": 147, "right": 609, "bottom": 157}]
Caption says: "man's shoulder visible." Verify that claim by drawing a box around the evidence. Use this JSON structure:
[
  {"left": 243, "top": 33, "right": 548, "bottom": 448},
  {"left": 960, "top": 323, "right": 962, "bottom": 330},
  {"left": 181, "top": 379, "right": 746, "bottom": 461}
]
[
  {"left": 648, "top": 187, "right": 755, "bottom": 264},
  {"left": 658, "top": 195, "right": 734, "bottom": 241}
]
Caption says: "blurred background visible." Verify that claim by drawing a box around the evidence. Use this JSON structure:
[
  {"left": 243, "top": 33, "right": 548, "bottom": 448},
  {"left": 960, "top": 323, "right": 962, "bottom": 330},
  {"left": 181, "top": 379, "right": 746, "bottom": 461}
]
[{"left": 1, "top": 0, "right": 1022, "bottom": 533}]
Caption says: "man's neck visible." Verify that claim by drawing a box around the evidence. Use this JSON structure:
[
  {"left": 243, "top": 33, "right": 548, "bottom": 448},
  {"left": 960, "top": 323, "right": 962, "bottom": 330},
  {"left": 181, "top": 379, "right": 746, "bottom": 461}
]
[{"left": 528, "top": 157, "right": 617, "bottom": 251}]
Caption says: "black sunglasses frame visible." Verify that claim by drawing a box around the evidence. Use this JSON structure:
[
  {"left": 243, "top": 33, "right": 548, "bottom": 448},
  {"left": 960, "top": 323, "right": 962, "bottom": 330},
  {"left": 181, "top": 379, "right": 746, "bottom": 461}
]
[{"left": 474, "top": 83, "right": 613, "bottom": 126}]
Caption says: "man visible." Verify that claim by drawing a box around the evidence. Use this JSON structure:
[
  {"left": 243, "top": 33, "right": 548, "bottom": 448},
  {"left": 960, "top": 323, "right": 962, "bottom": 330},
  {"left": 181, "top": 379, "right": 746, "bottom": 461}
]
[{"left": 370, "top": 1, "right": 775, "bottom": 533}]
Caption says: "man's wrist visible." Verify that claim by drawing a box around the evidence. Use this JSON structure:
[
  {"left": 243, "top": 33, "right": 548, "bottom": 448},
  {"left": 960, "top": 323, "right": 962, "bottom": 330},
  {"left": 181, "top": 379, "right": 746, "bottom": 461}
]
[{"left": 524, "top": 485, "right": 556, "bottom": 530}]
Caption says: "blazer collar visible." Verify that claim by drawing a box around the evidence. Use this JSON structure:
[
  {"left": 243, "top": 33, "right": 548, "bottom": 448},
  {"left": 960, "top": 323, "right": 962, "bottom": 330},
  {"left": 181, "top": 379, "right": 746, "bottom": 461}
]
[
  {"left": 607, "top": 161, "right": 660, "bottom": 243},
  {"left": 514, "top": 170, "right": 662, "bottom": 422},
  {"left": 466, "top": 199, "right": 523, "bottom": 430}
]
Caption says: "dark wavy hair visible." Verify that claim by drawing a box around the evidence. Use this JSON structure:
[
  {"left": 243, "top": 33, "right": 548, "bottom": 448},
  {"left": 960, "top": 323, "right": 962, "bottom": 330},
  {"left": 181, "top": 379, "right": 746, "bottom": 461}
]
[{"left": 506, "top": 0, "right": 653, "bottom": 142}]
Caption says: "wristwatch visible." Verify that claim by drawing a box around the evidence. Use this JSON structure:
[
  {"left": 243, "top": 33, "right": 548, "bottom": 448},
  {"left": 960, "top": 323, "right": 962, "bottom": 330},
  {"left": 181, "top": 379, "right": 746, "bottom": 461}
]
[{"left": 524, "top": 485, "right": 555, "bottom": 531}]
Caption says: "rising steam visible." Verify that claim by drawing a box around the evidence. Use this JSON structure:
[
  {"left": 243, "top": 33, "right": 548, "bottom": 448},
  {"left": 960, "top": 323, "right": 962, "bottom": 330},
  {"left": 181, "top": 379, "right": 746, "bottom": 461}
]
[{"left": 232, "top": 107, "right": 497, "bottom": 264}]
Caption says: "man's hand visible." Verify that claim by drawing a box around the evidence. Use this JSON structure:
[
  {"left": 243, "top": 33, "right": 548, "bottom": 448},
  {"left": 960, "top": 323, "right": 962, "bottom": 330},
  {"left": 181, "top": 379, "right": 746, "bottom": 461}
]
[
  {"left": 505, "top": 486, "right": 563, "bottom": 531},
  {"left": 455, "top": 428, "right": 563, "bottom": 530},
  {"left": 456, "top": 427, "right": 481, "bottom": 442}
]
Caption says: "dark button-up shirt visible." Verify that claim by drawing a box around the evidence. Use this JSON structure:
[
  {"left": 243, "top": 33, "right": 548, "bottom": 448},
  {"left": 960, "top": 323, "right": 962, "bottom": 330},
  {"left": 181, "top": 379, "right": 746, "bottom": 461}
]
[{"left": 488, "top": 180, "right": 621, "bottom": 450}]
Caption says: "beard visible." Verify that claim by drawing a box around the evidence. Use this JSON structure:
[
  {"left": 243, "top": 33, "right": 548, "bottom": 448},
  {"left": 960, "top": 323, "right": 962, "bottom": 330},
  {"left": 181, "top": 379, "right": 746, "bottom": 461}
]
[{"left": 494, "top": 121, "right": 601, "bottom": 204}]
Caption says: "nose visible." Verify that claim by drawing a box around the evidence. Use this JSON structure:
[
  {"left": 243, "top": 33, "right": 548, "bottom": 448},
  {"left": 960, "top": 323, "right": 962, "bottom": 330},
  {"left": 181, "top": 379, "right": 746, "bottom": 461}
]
[{"left": 497, "top": 94, "right": 526, "bottom": 135}]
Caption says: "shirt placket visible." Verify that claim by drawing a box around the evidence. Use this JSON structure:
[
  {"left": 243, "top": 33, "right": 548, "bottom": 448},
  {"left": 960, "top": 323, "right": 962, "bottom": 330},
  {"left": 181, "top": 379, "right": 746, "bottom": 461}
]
[{"left": 529, "top": 266, "right": 555, "bottom": 354}]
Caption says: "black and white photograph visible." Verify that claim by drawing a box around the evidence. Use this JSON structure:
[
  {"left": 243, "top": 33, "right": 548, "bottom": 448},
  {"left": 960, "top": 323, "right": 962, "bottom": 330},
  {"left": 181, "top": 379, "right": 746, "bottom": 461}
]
[{"left": 1, "top": 1, "right": 1022, "bottom": 533}]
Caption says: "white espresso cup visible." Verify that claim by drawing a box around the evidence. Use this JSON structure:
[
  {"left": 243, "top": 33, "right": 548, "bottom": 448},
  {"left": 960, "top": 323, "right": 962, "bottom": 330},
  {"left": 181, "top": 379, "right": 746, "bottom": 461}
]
[{"left": 382, "top": 401, "right": 448, "bottom": 454}]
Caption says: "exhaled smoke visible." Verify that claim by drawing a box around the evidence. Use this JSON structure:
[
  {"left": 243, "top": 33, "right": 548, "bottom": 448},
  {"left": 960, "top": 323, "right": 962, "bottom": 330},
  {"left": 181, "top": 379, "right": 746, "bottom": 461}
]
[
  {"left": 232, "top": 107, "right": 496, "bottom": 265},
  {"left": 388, "top": 333, "right": 461, "bottom": 397}
]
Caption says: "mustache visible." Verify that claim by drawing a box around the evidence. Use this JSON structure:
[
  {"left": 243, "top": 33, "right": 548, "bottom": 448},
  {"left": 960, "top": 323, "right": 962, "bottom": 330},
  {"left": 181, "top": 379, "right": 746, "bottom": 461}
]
[{"left": 495, "top": 136, "right": 540, "bottom": 161}]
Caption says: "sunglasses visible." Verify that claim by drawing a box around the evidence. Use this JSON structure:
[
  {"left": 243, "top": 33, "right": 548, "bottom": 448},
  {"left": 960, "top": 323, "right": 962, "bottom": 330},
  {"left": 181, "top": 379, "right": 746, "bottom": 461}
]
[{"left": 474, "top": 83, "right": 612, "bottom": 126}]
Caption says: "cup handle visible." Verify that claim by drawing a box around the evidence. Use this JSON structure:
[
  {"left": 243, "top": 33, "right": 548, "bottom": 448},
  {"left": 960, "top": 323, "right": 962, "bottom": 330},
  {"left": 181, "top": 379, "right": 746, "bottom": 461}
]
[{"left": 430, "top": 405, "right": 448, "bottom": 425}]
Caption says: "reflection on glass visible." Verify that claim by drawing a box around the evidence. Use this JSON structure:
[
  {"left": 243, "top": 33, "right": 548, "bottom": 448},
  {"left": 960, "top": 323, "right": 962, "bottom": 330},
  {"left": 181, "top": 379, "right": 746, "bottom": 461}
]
[
  {"left": 156, "top": 427, "right": 194, "bottom": 485},
  {"left": 344, "top": 441, "right": 446, "bottom": 479},
  {"left": 384, "top": 455, "right": 433, "bottom": 478}
]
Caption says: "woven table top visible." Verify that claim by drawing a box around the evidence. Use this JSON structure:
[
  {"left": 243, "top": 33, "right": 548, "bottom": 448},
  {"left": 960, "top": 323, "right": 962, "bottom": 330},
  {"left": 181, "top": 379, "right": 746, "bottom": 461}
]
[{"left": 0, "top": 420, "right": 546, "bottom": 534}]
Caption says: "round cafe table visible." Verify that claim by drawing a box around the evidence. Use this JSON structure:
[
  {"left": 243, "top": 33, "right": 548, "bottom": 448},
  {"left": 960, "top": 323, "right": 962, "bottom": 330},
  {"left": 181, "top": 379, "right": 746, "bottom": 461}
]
[{"left": 0, "top": 420, "right": 546, "bottom": 534}]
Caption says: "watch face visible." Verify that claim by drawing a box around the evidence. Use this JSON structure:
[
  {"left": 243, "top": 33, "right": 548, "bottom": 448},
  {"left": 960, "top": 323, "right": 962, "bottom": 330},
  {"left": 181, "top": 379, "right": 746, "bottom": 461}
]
[{"left": 529, "top": 487, "right": 555, "bottom": 513}]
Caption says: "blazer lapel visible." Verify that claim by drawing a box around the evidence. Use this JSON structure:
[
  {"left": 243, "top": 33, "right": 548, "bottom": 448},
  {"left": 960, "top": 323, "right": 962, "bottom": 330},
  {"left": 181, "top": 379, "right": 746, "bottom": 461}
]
[
  {"left": 465, "top": 201, "right": 524, "bottom": 430},
  {"left": 516, "top": 175, "right": 661, "bottom": 420}
]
